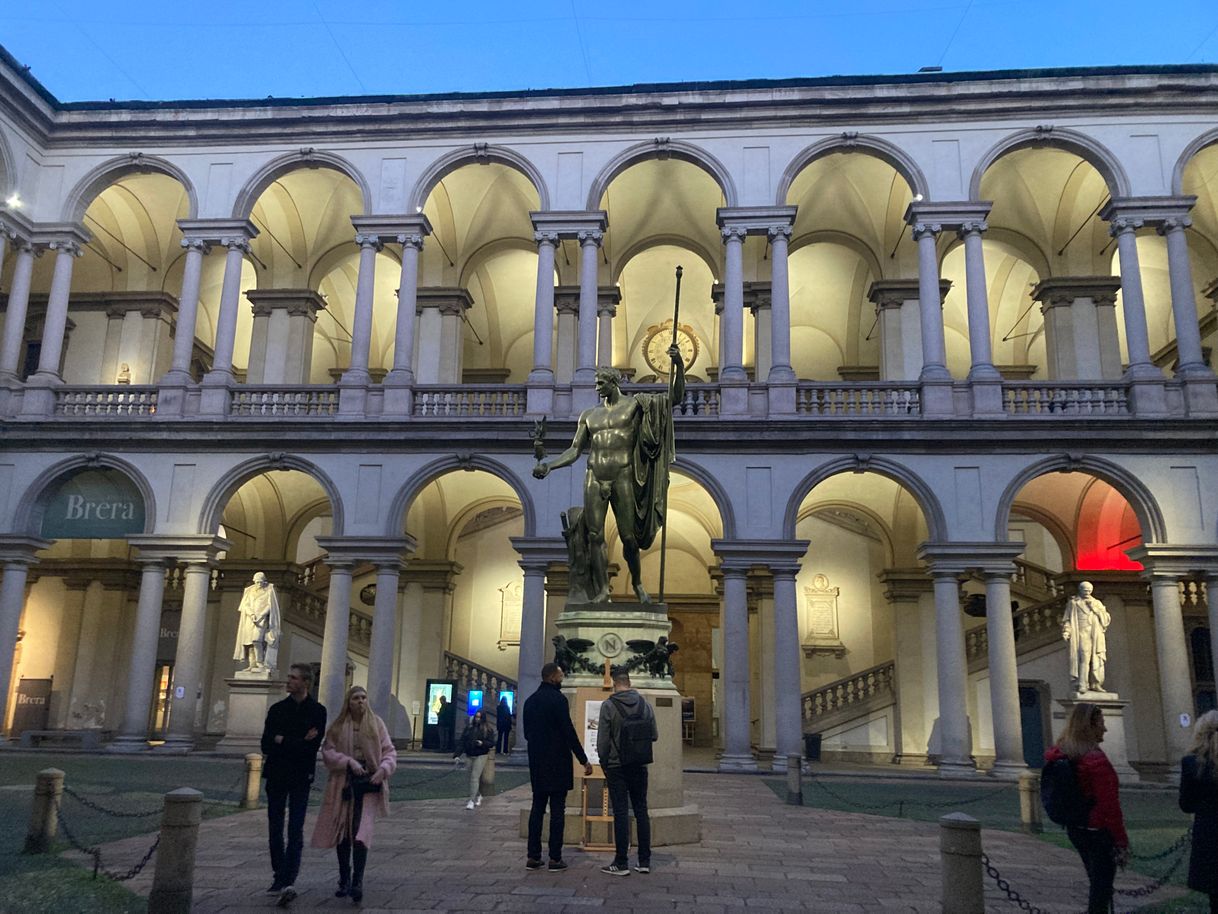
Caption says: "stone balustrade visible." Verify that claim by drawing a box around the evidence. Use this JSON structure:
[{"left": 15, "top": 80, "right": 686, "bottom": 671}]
[
  {"left": 1002, "top": 381, "right": 1130, "bottom": 416},
  {"left": 800, "top": 660, "right": 895, "bottom": 727}
]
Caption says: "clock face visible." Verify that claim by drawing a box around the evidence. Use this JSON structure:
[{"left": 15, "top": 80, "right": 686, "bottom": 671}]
[{"left": 643, "top": 322, "right": 699, "bottom": 376}]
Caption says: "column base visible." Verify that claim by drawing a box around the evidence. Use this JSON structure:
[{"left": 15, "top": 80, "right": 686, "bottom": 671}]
[
  {"left": 152, "top": 737, "right": 195, "bottom": 755},
  {"left": 19, "top": 375, "right": 60, "bottom": 416},
  {"left": 199, "top": 372, "right": 233, "bottom": 416},
  {"left": 337, "top": 382, "right": 368, "bottom": 416},
  {"left": 766, "top": 381, "right": 797, "bottom": 416},
  {"left": 570, "top": 382, "right": 598, "bottom": 412},
  {"left": 717, "top": 753, "right": 758, "bottom": 772},
  {"left": 919, "top": 379, "right": 956, "bottom": 416},
  {"left": 968, "top": 379, "right": 1006, "bottom": 417},
  {"left": 1127, "top": 377, "right": 1168, "bottom": 417},
  {"left": 988, "top": 760, "right": 1029, "bottom": 780},
  {"left": 156, "top": 381, "right": 193, "bottom": 417},
  {"left": 381, "top": 382, "right": 413, "bottom": 416},
  {"left": 718, "top": 380, "right": 749, "bottom": 416},
  {"left": 106, "top": 735, "right": 152, "bottom": 753},
  {"left": 525, "top": 382, "right": 554, "bottom": 416},
  {"left": 935, "top": 759, "right": 979, "bottom": 778},
  {"left": 1183, "top": 377, "right": 1218, "bottom": 417}
]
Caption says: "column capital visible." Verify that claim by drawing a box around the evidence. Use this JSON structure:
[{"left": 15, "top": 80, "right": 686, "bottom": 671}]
[
  {"left": 315, "top": 535, "right": 417, "bottom": 566},
  {"left": 397, "top": 233, "right": 425, "bottom": 250},
  {"left": 716, "top": 205, "right": 797, "bottom": 235},
  {"left": 1031, "top": 276, "right": 1122, "bottom": 308},
  {"left": 530, "top": 210, "right": 607, "bottom": 238},
  {"left": 1126, "top": 544, "right": 1218, "bottom": 578},
  {"left": 1100, "top": 195, "right": 1195, "bottom": 230},
  {"left": 176, "top": 218, "right": 258, "bottom": 246},
  {"left": 956, "top": 220, "right": 988, "bottom": 239},
  {"left": 720, "top": 225, "right": 748, "bottom": 243},
  {"left": 0, "top": 535, "right": 50, "bottom": 565},
  {"left": 351, "top": 213, "right": 433, "bottom": 243},
  {"left": 868, "top": 278, "right": 949, "bottom": 307},
  {"left": 711, "top": 538, "right": 809, "bottom": 572},
  {"left": 510, "top": 536, "right": 567, "bottom": 573},
  {"left": 533, "top": 230, "right": 560, "bottom": 246},
  {"left": 47, "top": 239, "right": 84, "bottom": 258},
  {"left": 916, "top": 542, "right": 1026, "bottom": 576},
  {"left": 767, "top": 224, "right": 793, "bottom": 243},
  {"left": 180, "top": 237, "right": 212, "bottom": 255},
  {"left": 415, "top": 287, "right": 473, "bottom": 316},
  {"left": 904, "top": 200, "right": 992, "bottom": 230},
  {"left": 354, "top": 233, "right": 384, "bottom": 252},
  {"left": 30, "top": 222, "right": 91, "bottom": 253},
  {"left": 553, "top": 289, "right": 581, "bottom": 316},
  {"left": 577, "top": 230, "right": 603, "bottom": 247},
  {"left": 910, "top": 222, "right": 941, "bottom": 241},
  {"left": 1156, "top": 216, "right": 1192, "bottom": 235},
  {"left": 597, "top": 285, "right": 621, "bottom": 317},
  {"left": 877, "top": 568, "right": 934, "bottom": 601},
  {"left": 245, "top": 288, "right": 327, "bottom": 318},
  {"left": 127, "top": 534, "right": 230, "bottom": 566},
  {"left": 0, "top": 207, "right": 36, "bottom": 245}
]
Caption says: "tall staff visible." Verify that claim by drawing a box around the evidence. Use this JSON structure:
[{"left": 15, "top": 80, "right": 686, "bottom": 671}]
[{"left": 657, "top": 265, "right": 683, "bottom": 605}]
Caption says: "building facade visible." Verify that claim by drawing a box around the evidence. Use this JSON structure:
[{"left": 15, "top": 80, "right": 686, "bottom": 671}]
[{"left": 1, "top": 52, "right": 1217, "bottom": 775}]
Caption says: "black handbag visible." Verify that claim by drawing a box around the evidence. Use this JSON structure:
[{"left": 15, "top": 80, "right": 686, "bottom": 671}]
[{"left": 341, "top": 773, "right": 382, "bottom": 802}]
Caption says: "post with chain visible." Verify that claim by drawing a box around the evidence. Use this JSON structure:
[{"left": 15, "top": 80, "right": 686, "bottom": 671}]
[
  {"left": 148, "top": 788, "right": 202, "bottom": 914},
  {"left": 785, "top": 754, "right": 803, "bottom": 805},
  {"left": 1018, "top": 770, "right": 1042, "bottom": 834},
  {"left": 241, "top": 753, "right": 262, "bottom": 809},
  {"left": 23, "top": 768, "right": 65, "bottom": 854},
  {"left": 940, "top": 812, "right": 984, "bottom": 914}
]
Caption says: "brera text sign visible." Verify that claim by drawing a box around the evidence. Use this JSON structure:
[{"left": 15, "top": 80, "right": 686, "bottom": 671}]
[{"left": 40, "top": 469, "right": 146, "bottom": 539}]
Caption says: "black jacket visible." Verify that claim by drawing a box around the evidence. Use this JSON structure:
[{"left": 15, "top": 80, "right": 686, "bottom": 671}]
[
  {"left": 497, "top": 701, "right": 513, "bottom": 730},
  {"left": 1179, "top": 753, "right": 1218, "bottom": 894},
  {"left": 523, "top": 681, "right": 588, "bottom": 794},
  {"left": 260, "top": 694, "right": 327, "bottom": 785},
  {"left": 456, "top": 722, "right": 495, "bottom": 758}
]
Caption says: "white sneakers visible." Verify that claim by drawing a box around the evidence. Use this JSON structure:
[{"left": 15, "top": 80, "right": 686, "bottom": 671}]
[
  {"left": 465, "top": 800, "right": 475, "bottom": 810},
  {"left": 475, "top": 794, "right": 483, "bottom": 807}
]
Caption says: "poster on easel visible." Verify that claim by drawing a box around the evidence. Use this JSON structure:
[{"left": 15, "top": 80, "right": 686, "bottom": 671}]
[{"left": 582, "top": 698, "right": 604, "bottom": 767}]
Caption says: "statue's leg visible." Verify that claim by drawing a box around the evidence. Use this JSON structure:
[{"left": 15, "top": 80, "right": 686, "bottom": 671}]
[
  {"left": 584, "top": 474, "right": 612, "bottom": 602},
  {"left": 609, "top": 475, "right": 650, "bottom": 603}
]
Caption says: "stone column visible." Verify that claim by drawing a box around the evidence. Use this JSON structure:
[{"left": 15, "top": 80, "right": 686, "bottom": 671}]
[
  {"left": 771, "top": 564, "right": 803, "bottom": 768},
  {"left": 438, "top": 299, "right": 468, "bottom": 384},
  {"left": 0, "top": 240, "right": 38, "bottom": 378},
  {"left": 597, "top": 293, "right": 618, "bottom": 368},
  {"left": 367, "top": 562, "right": 403, "bottom": 721},
  {"left": 912, "top": 223, "right": 950, "bottom": 382},
  {"left": 529, "top": 231, "right": 558, "bottom": 385},
  {"left": 387, "top": 233, "right": 424, "bottom": 384},
  {"left": 204, "top": 237, "right": 252, "bottom": 383},
  {"left": 959, "top": 221, "right": 1001, "bottom": 382},
  {"left": 110, "top": 559, "right": 169, "bottom": 749},
  {"left": 514, "top": 560, "right": 547, "bottom": 755},
  {"left": 29, "top": 240, "right": 83, "bottom": 383},
  {"left": 1031, "top": 278, "right": 1124, "bottom": 380},
  {"left": 751, "top": 293, "right": 772, "bottom": 382},
  {"left": 163, "top": 238, "right": 210, "bottom": 383},
  {"left": 869, "top": 280, "right": 923, "bottom": 381},
  {"left": 243, "top": 291, "right": 325, "bottom": 384},
  {"left": 918, "top": 557, "right": 975, "bottom": 776},
  {"left": 1158, "top": 216, "right": 1212, "bottom": 378},
  {"left": 1208, "top": 573, "right": 1218, "bottom": 701},
  {"left": 767, "top": 226, "right": 795, "bottom": 383},
  {"left": 575, "top": 230, "right": 601, "bottom": 383},
  {"left": 319, "top": 560, "right": 355, "bottom": 720},
  {"left": 162, "top": 562, "right": 215, "bottom": 751},
  {"left": 1146, "top": 571, "right": 1194, "bottom": 764},
  {"left": 0, "top": 539, "right": 46, "bottom": 743},
  {"left": 719, "top": 566, "right": 756, "bottom": 770},
  {"left": 342, "top": 234, "right": 382, "bottom": 385},
  {"left": 1104, "top": 216, "right": 1159, "bottom": 379},
  {"left": 983, "top": 571, "right": 1025, "bottom": 776},
  {"left": 719, "top": 227, "right": 747, "bottom": 383},
  {"left": 553, "top": 291, "right": 579, "bottom": 383}
]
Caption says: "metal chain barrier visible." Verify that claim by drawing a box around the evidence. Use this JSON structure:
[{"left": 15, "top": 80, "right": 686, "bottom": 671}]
[
  {"left": 55, "top": 806, "right": 159, "bottom": 882},
  {"left": 1127, "top": 827, "right": 1191, "bottom": 862},
  {"left": 1115, "top": 837, "right": 1189, "bottom": 899},
  {"left": 62, "top": 785, "right": 160, "bottom": 819},
  {"left": 980, "top": 851, "right": 1053, "bottom": 914},
  {"left": 804, "top": 770, "right": 1016, "bottom": 814}
]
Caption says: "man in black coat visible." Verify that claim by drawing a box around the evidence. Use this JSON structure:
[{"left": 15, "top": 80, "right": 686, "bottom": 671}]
[
  {"left": 523, "top": 663, "right": 592, "bottom": 870},
  {"left": 260, "top": 663, "right": 326, "bottom": 906}
]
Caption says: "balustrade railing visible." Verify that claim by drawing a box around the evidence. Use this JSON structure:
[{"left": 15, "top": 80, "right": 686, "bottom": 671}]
[
  {"left": 965, "top": 598, "right": 1063, "bottom": 665},
  {"left": 54, "top": 386, "right": 159, "bottom": 416},
  {"left": 1002, "top": 382, "right": 1129, "bottom": 416},
  {"left": 1012, "top": 559, "right": 1060, "bottom": 602},
  {"left": 796, "top": 383, "right": 921, "bottom": 416},
  {"left": 413, "top": 385, "right": 526, "bottom": 417},
  {"left": 443, "top": 651, "right": 517, "bottom": 700},
  {"left": 231, "top": 387, "right": 338, "bottom": 416},
  {"left": 801, "top": 660, "right": 895, "bottom": 726}
]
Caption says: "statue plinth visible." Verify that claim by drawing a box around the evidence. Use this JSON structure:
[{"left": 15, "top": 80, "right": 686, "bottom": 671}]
[
  {"left": 554, "top": 601, "right": 677, "bottom": 691},
  {"left": 217, "top": 675, "right": 286, "bottom": 753},
  {"left": 233, "top": 667, "right": 275, "bottom": 682},
  {"left": 1056, "top": 695, "right": 1139, "bottom": 783}
]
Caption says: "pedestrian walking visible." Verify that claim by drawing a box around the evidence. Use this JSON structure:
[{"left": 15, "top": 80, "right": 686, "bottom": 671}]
[
  {"left": 496, "top": 695, "right": 514, "bottom": 754},
  {"left": 1179, "top": 709, "right": 1218, "bottom": 914},
  {"left": 1044, "top": 702, "right": 1129, "bottom": 914},
  {"left": 596, "top": 671, "right": 658, "bottom": 876},
  {"left": 311, "top": 685, "right": 397, "bottom": 905},
  {"left": 436, "top": 694, "right": 455, "bottom": 753},
  {"left": 455, "top": 708, "right": 496, "bottom": 809},
  {"left": 261, "top": 663, "right": 326, "bottom": 907},
  {"left": 523, "top": 662, "right": 592, "bottom": 871}
]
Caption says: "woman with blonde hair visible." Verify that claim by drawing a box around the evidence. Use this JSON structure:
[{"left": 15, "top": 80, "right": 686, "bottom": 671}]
[
  {"left": 1044, "top": 702, "right": 1129, "bottom": 914},
  {"left": 310, "top": 686, "right": 397, "bottom": 904},
  {"left": 1180, "top": 709, "right": 1218, "bottom": 913}
]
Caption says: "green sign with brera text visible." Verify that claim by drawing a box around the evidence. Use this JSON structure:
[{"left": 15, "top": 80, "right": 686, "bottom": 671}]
[{"left": 40, "top": 468, "right": 146, "bottom": 539}]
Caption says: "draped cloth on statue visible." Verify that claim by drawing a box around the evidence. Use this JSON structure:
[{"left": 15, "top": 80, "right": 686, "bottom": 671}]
[
  {"left": 630, "top": 391, "right": 676, "bottom": 552},
  {"left": 233, "top": 581, "right": 282, "bottom": 662}
]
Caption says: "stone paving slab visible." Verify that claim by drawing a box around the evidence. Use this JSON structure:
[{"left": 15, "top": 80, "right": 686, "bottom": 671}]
[{"left": 87, "top": 773, "right": 1183, "bottom": 913}]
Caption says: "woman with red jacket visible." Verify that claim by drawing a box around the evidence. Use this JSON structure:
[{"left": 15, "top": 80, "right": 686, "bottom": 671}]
[{"left": 1044, "top": 702, "right": 1130, "bottom": 914}]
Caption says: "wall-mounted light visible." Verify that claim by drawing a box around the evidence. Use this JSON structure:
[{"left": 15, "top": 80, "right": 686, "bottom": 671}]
[
  {"left": 415, "top": 205, "right": 423, "bottom": 213},
  {"left": 912, "top": 194, "right": 924, "bottom": 202},
  {"left": 5, "top": 192, "right": 22, "bottom": 209}
]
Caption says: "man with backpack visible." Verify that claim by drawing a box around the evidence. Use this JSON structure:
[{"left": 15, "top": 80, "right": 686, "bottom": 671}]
[{"left": 596, "top": 671, "right": 658, "bottom": 876}]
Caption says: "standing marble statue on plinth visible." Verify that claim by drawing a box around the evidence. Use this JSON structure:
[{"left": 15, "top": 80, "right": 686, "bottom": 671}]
[
  {"left": 233, "top": 571, "right": 281, "bottom": 676},
  {"left": 1061, "top": 581, "right": 1110, "bottom": 696}
]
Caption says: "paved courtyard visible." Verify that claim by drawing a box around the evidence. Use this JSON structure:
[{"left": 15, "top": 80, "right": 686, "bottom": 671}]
[{"left": 87, "top": 770, "right": 1186, "bottom": 913}]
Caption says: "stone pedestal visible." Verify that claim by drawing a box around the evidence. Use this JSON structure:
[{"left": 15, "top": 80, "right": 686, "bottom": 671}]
[
  {"left": 1057, "top": 693, "right": 1139, "bottom": 783},
  {"left": 553, "top": 602, "right": 677, "bottom": 692},
  {"left": 217, "top": 673, "right": 285, "bottom": 753}
]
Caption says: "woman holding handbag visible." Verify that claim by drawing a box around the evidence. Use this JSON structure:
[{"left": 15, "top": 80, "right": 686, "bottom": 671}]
[
  {"left": 1179, "top": 709, "right": 1218, "bottom": 914},
  {"left": 455, "top": 708, "right": 496, "bottom": 809},
  {"left": 311, "top": 685, "right": 397, "bottom": 904}
]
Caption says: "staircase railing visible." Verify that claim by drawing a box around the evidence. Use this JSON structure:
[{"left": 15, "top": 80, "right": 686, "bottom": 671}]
[
  {"left": 800, "top": 660, "right": 895, "bottom": 730},
  {"left": 966, "top": 595, "right": 1063, "bottom": 672},
  {"left": 443, "top": 651, "right": 517, "bottom": 703}
]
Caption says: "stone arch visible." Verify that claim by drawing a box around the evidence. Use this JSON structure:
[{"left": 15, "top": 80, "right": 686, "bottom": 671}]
[
  {"left": 444, "top": 495, "right": 525, "bottom": 561},
  {"left": 198, "top": 455, "right": 345, "bottom": 537},
  {"left": 231, "top": 150, "right": 372, "bottom": 219},
  {"left": 12, "top": 454, "right": 157, "bottom": 537},
  {"left": 797, "top": 499, "right": 897, "bottom": 567},
  {"left": 611, "top": 234, "right": 720, "bottom": 285},
  {"left": 586, "top": 139, "right": 739, "bottom": 211},
  {"left": 409, "top": 145, "right": 550, "bottom": 213},
  {"left": 671, "top": 458, "right": 736, "bottom": 540},
  {"left": 777, "top": 135, "right": 929, "bottom": 205},
  {"left": 994, "top": 455, "right": 1166, "bottom": 545},
  {"left": 1171, "top": 127, "right": 1218, "bottom": 196},
  {"left": 387, "top": 455, "right": 537, "bottom": 540},
  {"left": 59, "top": 154, "right": 200, "bottom": 223},
  {"left": 968, "top": 128, "right": 1131, "bottom": 201},
  {"left": 782, "top": 457, "right": 948, "bottom": 542}
]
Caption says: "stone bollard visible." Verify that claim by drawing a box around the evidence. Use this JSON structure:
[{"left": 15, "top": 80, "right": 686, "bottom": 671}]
[
  {"left": 241, "top": 753, "right": 262, "bottom": 809},
  {"left": 23, "top": 768, "right": 65, "bottom": 854},
  {"left": 785, "top": 754, "right": 803, "bottom": 805},
  {"left": 1018, "top": 770, "right": 1042, "bottom": 834},
  {"left": 482, "top": 750, "right": 498, "bottom": 798},
  {"left": 148, "top": 788, "right": 203, "bottom": 914},
  {"left": 939, "top": 812, "right": 984, "bottom": 914}
]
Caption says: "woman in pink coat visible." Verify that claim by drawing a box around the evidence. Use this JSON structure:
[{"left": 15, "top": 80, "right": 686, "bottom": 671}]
[{"left": 310, "top": 685, "right": 397, "bottom": 903}]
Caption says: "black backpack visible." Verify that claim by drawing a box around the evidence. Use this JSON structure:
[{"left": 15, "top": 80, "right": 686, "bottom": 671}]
[
  {"left": 1041, "top": 757, "right": 1093, "bottom": 827},
  {"left": 614, "top": 701, "right": 655, "bottom": 767}
]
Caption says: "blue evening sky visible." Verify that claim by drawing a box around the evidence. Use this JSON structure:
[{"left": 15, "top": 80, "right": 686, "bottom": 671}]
[{"left": 2, "top": 0, "right": 1217, "bottom": 103}]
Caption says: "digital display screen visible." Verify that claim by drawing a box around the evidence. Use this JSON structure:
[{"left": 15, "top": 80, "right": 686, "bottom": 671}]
[
  {"left": 499, "top": 690, "right": 514, "bottom": 713},
  {"left": 426, "top": 682, "right": 453, "bottom": 726},
  {"left": 467, "top": 690, "right": 483, "bottom": 715}
]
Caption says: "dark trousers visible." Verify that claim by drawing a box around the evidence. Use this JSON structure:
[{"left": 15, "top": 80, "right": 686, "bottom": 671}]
[
  {"left": 497, "top": 726, "right": 512, "bottom": 754},
  {"left": 266, "top": 779, "right": 311, "bottom": 886},
  {"left": 1067, "top": 826, "right": 1117, "bottom": 914},
  {"left": 527, "top": 790, "right": 567, "bottom": 862},
  {"left": 336, "top": 792, "right": 367, "bottom": 888},
  {"left": 605, "top": 764, "right": 650, "bottom": 868}
]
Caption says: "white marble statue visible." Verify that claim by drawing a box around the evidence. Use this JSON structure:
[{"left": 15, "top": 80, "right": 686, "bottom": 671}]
[
  {"left": 1061, "top": 581, "right": 1111, "bottom": 694},
  {"left": 233, "top": 572, "right": 281, "bottom": 673}
]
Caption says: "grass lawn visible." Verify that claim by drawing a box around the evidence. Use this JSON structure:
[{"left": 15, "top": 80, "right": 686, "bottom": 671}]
[
  {"left": 0, "top": 751, "right": 530, "bottom": 913},
  {"left": 765, "top": 773, "right": 1209, "bottom": 913}
]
